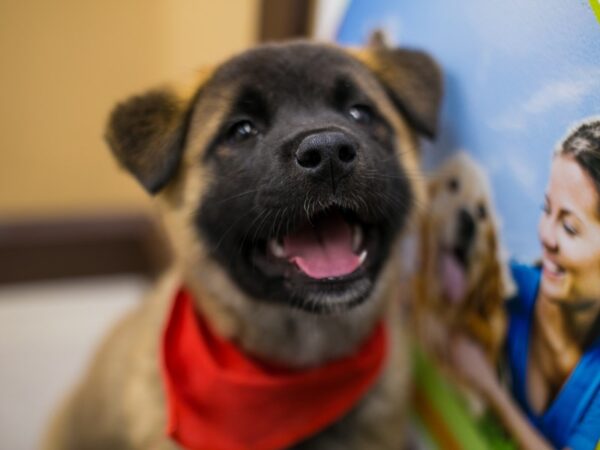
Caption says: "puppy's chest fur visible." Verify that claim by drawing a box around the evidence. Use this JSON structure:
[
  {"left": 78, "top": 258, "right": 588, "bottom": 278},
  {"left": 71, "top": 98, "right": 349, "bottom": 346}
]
[{"left": 47, "top": 274, "right": 409, "bottom": 450}]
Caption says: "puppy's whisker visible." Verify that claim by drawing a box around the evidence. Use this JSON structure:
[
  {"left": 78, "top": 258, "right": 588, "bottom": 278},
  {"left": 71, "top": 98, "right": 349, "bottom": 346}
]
[
  {"left": 267, "top": 208, "right": 281, "bottom": 239},
  {"left": 253, "top": 211, "right": 272, "bottom": 243},
  {"left": 360, "top": 170, "right": 428, "bottom": 182},
  {"left": 240, "top": 209, "right": 271, "bottom": 251},
  {"left": 266, "top": 207, "right": 288, "bottom": 241},
  {"left": 203, "top": 166, "right": 251, "bottom": 179},
  {"left": 212, "top": 206, "right": 259, "bottom": 253},
  {"left": 227, "top": 209, "right": 270, "bottom": 270},
  {"left": 273, "top": 207, "right": 289, "bottom": 239},
  {"left": 303, "top": 193, "right": 310, "bottom": 220},
  {"left": 212, "top": 189, "right": 261, "bottom": 205}
]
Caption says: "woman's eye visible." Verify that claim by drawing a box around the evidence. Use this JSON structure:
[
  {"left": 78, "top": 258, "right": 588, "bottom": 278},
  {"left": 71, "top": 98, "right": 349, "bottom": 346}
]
[
  {"left": 348, "top": 105, "right": 373, "bottom": 124},
  {"left": 563, "top": 221, "right": 578, "bottom": 236},
  {"left": 541, "top": 203, "right": 550, "bottom": 214},
  {"left": 227, "top": 120, "right": 258, "bottom": 143}
]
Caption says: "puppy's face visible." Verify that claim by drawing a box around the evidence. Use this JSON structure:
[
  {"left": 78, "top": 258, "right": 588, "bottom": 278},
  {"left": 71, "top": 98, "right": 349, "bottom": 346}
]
[
  {"left": 427, "top": 153, "right": 504, "bottom": 304},
  {"left": 107, "top": 42, "right": 442, "bottom": 314}
]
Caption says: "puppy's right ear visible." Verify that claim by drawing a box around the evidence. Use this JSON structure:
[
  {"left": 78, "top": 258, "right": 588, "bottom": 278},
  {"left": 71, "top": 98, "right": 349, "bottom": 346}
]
[
  {"left": 105, "top": 89, "right": 189, "bottom": 194},
  {"left": 352, "top": 33, "right": 443, "bottom": 139}
]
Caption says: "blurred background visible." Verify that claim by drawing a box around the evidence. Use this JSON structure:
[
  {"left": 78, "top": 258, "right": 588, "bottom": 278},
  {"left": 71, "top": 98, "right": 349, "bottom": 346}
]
[{"left": 0, "top": 1, "right": 346, "bottom": 448}]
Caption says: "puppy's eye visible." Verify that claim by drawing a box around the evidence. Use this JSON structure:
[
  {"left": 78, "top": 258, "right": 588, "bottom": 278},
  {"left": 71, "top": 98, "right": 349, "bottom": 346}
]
[
  {"left": 348, "top": 105, "right": 373, "bottom": 124},
  {"left": 447, "top": 177, "right": 459, "bottom": 192},
  {"left": 227, "top": 120, "right": 258, "bottom": 143},
  {"left": 477, "top": 203, "right": 487, "bottom": 220}
]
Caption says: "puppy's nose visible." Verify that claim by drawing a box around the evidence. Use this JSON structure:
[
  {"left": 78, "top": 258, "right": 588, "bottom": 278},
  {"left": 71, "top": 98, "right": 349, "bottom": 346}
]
[
  {"left": 457, "top": 208, "right": 476, "bottom": 246},
  {"left": 295, "top": 131, "right": 357, "bottom": 190}
]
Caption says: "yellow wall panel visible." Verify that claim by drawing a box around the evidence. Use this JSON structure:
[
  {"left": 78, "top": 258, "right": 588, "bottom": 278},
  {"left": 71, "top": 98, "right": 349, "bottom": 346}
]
[{"left": 0, "top": 0, "right": 259, "bottom": 218}]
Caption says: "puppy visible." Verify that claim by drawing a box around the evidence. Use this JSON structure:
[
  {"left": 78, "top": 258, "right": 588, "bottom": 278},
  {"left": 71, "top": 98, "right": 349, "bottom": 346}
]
[
  {"left": 43, "top": 39, "right": 442, "bottom": 450},
  {"left": 414, "top": 152, "right": 514, "bottom": 365}
]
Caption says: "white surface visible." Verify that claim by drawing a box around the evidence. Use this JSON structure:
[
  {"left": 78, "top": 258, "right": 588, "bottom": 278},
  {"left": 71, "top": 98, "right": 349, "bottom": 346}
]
[
  {"left": 312, "top": 0, "right": 350, "bottom": 41},
  {"left": 0, "top": 276, "right": 148, "bottom": 450}
]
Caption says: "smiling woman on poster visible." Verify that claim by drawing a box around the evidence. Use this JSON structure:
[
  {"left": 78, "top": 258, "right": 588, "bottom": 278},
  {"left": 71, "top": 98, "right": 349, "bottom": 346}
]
[{"left": 452, "top": 117, "right": 600, "bottom": 450}]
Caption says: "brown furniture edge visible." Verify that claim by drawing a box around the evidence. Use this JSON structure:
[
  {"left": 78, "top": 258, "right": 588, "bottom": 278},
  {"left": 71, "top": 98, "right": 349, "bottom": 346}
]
[{"left": 0, "top": 213, "right": 171, "bottom": 285}]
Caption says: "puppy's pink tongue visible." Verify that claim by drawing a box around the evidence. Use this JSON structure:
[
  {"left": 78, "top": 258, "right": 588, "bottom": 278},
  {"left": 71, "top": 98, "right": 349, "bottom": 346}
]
[
  {"left": 441, "top": 253, "right": 467, "bottom": 304},
  {"left": 283, "top": 213, "right": 360, "bottom": 279}
]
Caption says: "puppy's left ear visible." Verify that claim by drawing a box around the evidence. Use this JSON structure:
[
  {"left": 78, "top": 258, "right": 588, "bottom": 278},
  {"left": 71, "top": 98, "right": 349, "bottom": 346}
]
[
  {"left": 105, "top": 88, "right": 191, "bottom": 194},
  {"left": 355, "top": 37, "right": 443, "bottom": 139}
]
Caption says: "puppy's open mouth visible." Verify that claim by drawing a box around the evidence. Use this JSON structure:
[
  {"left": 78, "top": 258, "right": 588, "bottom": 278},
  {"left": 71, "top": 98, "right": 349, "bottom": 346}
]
[
  {"left": 273, "top": 210, "right": 367, "bottom": 277},
  {"left": 252, "top": 208, "right": 378, "bottom": 283}
]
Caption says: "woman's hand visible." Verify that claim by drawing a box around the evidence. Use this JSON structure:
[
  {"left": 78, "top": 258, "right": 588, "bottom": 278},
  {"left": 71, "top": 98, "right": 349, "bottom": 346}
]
[
  {"left": 449, "top": 333, "right": 554, "bottom": 450},
  {"left": 449, "top": 333, "right": 498, "bottom": 398}
]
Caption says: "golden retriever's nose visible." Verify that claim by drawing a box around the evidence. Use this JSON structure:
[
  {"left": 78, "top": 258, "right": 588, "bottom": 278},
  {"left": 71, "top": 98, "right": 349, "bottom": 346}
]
[
  {"left": 457, "top": 208, "right": 476, "bottom": 246},
  {"left": 295, "top": 131, "right": 357, "bottom": 191}
]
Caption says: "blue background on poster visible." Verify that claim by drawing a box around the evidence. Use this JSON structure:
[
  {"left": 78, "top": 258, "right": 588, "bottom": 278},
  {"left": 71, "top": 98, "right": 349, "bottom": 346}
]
[{"left": 337, "top": 0, "right": 600, "bottom": 262}]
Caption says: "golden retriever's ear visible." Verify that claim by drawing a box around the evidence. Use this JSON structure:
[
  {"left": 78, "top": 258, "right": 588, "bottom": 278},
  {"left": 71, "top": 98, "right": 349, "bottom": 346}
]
[
  {"left": 499, "top": 249, "right": 517, "bottom": 299},
  {"left": 478, "top": 229, "right": 504, "bottom": 312},
  {"left": 480, "top": 227, "right": 516, "bottom": 307},
  {"left": 486, "top": 214, "right": 517, "bottom": 299},
  {"left": 427, "top": 178, "right": 439, "bottom": 198},
  {"left": 353, "top": 37, "right": 443, "bottom": 138},
  {"left": 105, "top": 88, "right": 191, "bottom": 194}
]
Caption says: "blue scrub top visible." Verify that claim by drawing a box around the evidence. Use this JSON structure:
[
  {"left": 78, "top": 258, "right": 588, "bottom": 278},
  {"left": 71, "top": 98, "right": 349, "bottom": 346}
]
[{"left": 505, "top": 263, "right": 600, "bottom": 449}]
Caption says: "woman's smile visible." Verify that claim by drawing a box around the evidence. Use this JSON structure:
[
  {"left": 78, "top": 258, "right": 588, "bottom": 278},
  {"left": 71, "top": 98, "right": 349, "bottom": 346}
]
[{"left": 541, "top": 256, "right": 565, "bottom": 280}]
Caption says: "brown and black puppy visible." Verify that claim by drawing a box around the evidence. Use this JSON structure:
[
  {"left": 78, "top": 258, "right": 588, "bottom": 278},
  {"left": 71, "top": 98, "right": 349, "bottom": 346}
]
[{"left": 43, "top": 40, "right": 442, "bottom": 450}]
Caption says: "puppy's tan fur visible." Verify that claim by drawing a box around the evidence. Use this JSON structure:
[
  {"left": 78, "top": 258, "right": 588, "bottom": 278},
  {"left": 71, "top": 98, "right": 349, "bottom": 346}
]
[{"left": 43, "top": 40, "right": 442, "bottom": 450}]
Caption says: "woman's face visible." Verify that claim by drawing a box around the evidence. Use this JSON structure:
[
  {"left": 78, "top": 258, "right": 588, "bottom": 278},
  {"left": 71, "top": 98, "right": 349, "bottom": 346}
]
[{"left": 538, "top": 155, "right": 600, "bottom": 302}]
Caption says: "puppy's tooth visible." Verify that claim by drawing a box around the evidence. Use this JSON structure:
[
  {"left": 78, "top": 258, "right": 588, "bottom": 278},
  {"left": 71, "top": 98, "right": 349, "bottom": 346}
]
[
  {"left": 352, "top": 225, "right": 363, "bottom": 252},
  {"left": 268, "top": 239, "right": 286, "bottom": 258},
  {"left": 358, "top": 250, "right": 367, "bottom": 265}
]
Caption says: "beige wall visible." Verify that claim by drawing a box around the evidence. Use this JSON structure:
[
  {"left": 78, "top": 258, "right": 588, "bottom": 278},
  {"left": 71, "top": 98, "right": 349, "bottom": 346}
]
[{"left": 0, "top": 1, "right": 259, "bottom": 219}]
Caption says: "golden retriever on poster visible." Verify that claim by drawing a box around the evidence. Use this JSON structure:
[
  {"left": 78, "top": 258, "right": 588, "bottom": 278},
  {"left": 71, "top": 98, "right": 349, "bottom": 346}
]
[{"left": 414, "top": 152, "right": 515, "bottom": 367}]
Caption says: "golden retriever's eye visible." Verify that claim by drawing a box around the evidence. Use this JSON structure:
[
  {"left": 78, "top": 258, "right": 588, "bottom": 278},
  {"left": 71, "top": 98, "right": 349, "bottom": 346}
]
[
  {"left": 447, "top": 177, "right": 459, "bottom": 193},
  {"left": 477, "top": 203, "right": 487, "bottom": 220}
]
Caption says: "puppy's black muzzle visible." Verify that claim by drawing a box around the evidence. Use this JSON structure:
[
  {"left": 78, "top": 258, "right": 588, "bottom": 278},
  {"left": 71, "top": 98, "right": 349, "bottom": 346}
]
[{"left": 295, "top": 131, "right": 358, "bottom": 193}]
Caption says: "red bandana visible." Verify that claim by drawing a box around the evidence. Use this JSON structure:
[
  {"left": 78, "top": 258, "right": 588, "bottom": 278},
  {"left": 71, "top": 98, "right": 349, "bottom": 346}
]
[{"left": 160, "top": 288, "right": 388, "bottom": 450}]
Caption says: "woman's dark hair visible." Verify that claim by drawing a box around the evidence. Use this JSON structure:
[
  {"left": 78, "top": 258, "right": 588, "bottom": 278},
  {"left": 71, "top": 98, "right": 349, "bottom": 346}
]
[
  {"left": 557, "top": 118, "right": 600, "bottom": 213},
  {"left": 557, "top": 119, "right": 600, "bottom": 346}
]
